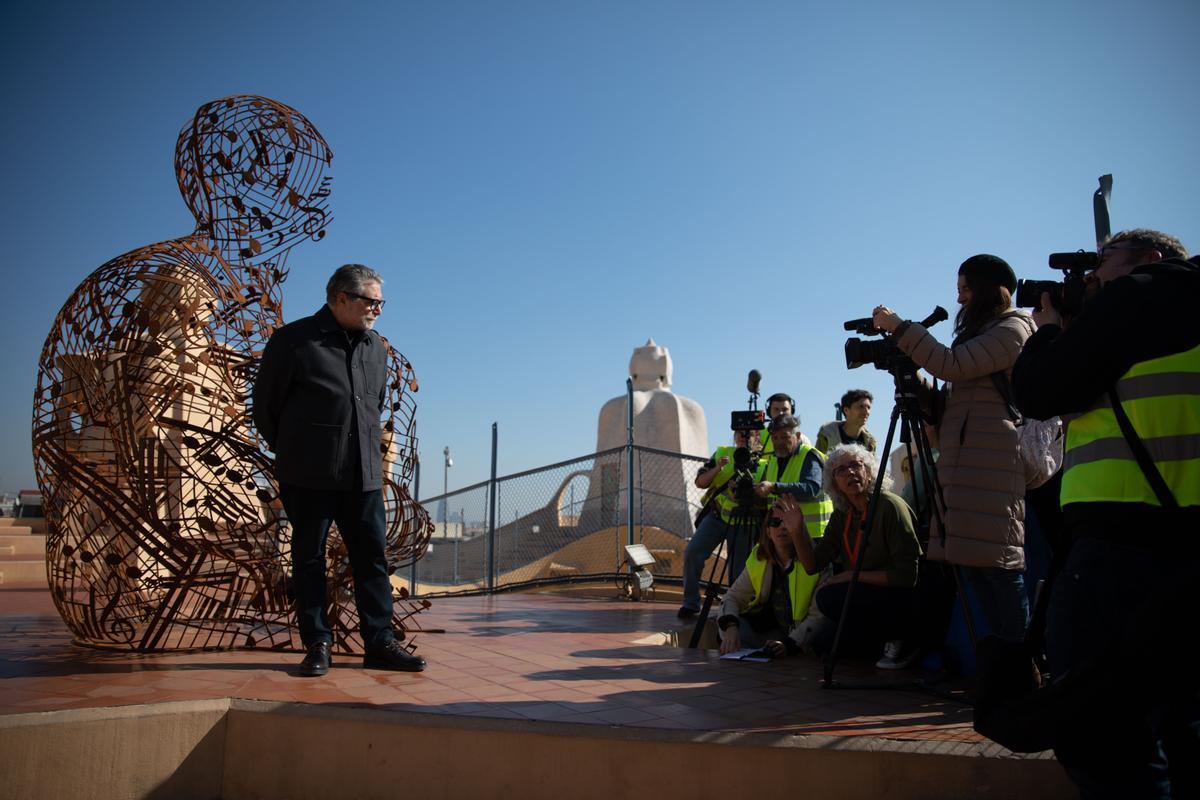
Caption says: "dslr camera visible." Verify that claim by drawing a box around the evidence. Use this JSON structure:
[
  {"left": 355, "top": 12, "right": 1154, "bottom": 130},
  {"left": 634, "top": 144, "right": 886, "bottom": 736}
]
[
  {"left": 729, "top": 444, "right": 764, "bottom": 507},
  {"left": 1015, "top": 251, "right": 1096, "bottom": 317}
]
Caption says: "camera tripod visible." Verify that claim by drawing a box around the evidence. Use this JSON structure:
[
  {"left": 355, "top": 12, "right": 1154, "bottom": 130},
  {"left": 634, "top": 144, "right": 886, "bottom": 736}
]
[
  {"left": 687, "top": 502, "right": 767, "bottom": 649},
  {"left": 821, "top": 360, "right": 978, "bottom": 691}
]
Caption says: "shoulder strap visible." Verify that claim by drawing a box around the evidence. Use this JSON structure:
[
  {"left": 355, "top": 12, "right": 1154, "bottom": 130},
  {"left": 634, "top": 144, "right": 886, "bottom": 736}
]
[
  {"left": 1107, "top": 388, "right": 1179, "bottom": 509},
  {"left": 990, "top": 371, "right": 1022, "bottom": 423}
]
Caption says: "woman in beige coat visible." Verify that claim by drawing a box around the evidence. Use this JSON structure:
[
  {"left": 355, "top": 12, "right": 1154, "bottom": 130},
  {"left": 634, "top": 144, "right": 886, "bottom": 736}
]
[{"left": 872, "top": 254, "right": 1036, "bottom": 642}]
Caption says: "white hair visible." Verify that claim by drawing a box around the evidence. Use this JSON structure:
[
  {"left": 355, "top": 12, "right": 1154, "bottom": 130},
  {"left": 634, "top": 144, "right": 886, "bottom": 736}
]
[{"left": 821, "top": 444, "right": 891, "bottom": 512}]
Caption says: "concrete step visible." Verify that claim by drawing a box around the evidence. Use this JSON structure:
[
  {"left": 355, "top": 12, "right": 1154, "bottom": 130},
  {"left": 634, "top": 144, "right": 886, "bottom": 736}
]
[
  {"left": 0, "top": 534, "right": 45, "bottom": 556},
  {"left": 0, "top": 559, "right": 45, "bottom": 586},
  {"left": 0, "top": 518, "right": 47, "bottom": 533}
]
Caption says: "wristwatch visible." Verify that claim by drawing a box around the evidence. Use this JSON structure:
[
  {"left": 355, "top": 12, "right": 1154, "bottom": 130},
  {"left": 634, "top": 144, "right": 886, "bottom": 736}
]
[{"left": 717, "top": 615, "right": 739, "bottom": 631}]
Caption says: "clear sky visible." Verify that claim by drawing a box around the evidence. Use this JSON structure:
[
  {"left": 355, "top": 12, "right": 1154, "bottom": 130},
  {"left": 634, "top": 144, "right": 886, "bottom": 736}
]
[{"left": 2, "top": 0, "right": 1197, "bottom": 496}]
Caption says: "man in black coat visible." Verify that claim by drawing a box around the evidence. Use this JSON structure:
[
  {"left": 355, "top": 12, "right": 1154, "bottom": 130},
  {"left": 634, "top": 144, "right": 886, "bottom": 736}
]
[
  {"left": 254, "top": 263, "right": 425, "bottom": 676},
  {"left": 1012, "top": 229, "right": 1199, "bottom": 797}
]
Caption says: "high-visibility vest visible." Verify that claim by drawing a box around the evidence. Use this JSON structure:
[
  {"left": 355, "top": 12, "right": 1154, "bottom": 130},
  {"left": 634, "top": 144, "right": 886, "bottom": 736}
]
[
  {"left": 1061, "top": 343, "right": 1200, "bottom": 508},
  {"left": 699, "top": 446, "right": 740, "bottom": 522},
  {"left": 759, "top": 444, "right": 834, "bottom": 539},
  {"left": 742, "top": 544, "right": 818, "bottom": 623}
]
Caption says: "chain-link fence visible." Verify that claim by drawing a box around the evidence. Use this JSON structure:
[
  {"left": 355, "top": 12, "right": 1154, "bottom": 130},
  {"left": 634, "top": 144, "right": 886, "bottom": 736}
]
[{"left": 406, "top": 445, "right": 709, "bottom": 596}]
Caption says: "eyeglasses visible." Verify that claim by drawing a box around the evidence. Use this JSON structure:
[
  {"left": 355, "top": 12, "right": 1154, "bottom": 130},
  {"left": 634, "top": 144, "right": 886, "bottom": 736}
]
[
  {"left": 345, "top": 292, "right": 386, "bottom": 310},
  {"left": 833, "top": 461, "right": 866, "bottom": 478},
  {"left": 1097, "top": 243, "right": 1146, "bottom": 264}
]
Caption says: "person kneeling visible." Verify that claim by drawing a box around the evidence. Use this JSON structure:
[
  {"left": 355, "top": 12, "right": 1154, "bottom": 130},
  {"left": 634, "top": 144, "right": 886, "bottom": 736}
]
[
  {"left": 716, "top": 515, "right": 817, "bottom": 658},
  {"left": 774, "top": 444, "right": 923, "bottom": 669}
]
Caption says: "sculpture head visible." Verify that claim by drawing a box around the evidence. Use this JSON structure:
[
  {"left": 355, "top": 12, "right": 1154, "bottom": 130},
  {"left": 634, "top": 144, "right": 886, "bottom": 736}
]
[
  {"left": 629, "top": 338, "right": 672, "bottom": 391},
  {"left": 175, "top": 95, "right": 333, "bottom": 270}
]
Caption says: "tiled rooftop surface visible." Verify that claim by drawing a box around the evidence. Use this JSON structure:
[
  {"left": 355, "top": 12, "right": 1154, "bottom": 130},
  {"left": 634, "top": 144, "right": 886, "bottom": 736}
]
[{"left": 0, "top": 584, "right": 1040, "bottom": 759}]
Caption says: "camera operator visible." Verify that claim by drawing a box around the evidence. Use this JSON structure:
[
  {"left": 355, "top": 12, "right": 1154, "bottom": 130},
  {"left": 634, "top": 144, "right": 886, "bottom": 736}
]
[
  {"left": 815, "top": 389, "right": 877, "bottom": 454},
  {"left": 761, "top": 392, "right": 813, "bottom": 454},
  {"left": 1011, "top": 229, "right": 1198, "bottom": 797},
  {"left": 872, "top": 254, "right": 1036, "bottom": 643},
  {"left": 678, "top": 427, "right": 760, "bottom": 619},
  {"left": 716, "top": 513, "right": 813, "bottom": 658}
]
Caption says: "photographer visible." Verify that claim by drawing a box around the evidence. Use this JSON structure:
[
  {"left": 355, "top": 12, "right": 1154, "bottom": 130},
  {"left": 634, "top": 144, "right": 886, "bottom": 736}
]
[
  {"left": 1011, "top": 229, "right": 1198, "bottom": 797},
  {"left": 754, "top": 413, "right": 833, "bottom": 545},
  {"left": 678, "top": 428, "right": 759, "bottom": 619},
  {"left": 774, "top": 445, "right": 922, "bottom": 667},
  {"left": 872, "top": 254, "right": 1036, "bottom": 643},
  {"left": 815, "top": 389, "right": 877, "bottom": 454},
  {"left": 716, "top": 513, "right": 814, "bottom": 658},
  {"left": 761, "top": 392, "right": 812, "bottom": 453}
]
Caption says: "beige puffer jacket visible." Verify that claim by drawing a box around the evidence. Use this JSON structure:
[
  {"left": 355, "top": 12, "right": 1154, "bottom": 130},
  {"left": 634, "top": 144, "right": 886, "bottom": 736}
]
[{"left": 896, "top": 310, "right": 1036, "bottom": 570}]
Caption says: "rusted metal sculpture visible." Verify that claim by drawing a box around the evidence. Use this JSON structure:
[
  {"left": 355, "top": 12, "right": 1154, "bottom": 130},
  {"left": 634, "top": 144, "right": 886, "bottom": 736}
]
[{"left": 32, "top": 95, "right": 432, "bottom": 653}]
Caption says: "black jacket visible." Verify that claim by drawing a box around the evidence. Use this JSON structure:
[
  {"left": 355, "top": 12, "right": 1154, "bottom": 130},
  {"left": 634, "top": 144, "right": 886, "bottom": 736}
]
[
  {"left": 253, "top": 305, "right": 389, "bottom": 491},
  {"left": 1011, "top": 257, "right": 1200, "bottom": 543}
]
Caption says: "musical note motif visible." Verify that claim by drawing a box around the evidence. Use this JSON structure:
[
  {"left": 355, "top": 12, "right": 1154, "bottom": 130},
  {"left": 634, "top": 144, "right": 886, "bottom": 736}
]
[{"left": 32, "top": 95, "right": 432, "bottom": 654}]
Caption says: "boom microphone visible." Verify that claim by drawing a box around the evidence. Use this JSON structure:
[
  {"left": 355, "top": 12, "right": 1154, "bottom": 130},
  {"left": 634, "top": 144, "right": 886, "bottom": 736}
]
[{"left": 747, "top": 369, "right": 762, "bottom": 395}]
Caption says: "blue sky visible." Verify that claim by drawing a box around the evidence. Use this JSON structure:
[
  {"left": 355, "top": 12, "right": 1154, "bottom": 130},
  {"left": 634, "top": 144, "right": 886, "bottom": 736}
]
[{"left": 2, "top": 0, "right": 1198, "bottom": 495}]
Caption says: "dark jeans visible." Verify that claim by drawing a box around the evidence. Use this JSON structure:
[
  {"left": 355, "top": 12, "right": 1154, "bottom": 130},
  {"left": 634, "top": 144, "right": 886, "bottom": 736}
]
[
  {"left": 681, "top": 513, "right": 757, "bottom": 611},
  {"left": 1046, "top": 536, "right": 1200, "bottom": 799},
  {"left": 812, "top": 580, "right": 916, "bottom": 656},
  {"left": 280, "top": 484, "right": 395, "bottom": 649},
  {"left": 961, "top": 565, "right": 1029, "bottom": 643}
]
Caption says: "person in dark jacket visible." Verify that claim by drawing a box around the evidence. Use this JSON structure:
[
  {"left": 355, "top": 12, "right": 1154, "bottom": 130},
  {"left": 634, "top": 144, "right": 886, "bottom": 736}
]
[
  {"left": 253, "top": 263, "right": 425, "bottom": 676},
  {"left": 1012, "top": 229, "right": 1199, "bottom": 798}
]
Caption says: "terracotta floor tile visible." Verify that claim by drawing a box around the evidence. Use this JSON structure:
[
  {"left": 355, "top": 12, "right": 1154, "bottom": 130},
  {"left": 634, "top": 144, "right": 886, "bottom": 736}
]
[{"left": 0, "top": 588, "right": 994, "bottom": 749}]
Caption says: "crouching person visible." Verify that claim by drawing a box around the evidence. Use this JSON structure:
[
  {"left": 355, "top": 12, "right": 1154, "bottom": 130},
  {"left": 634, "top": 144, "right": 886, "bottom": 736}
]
[
  {"left": 774, "top": 444, "right": 923, "bottom": 669},
  {"left": 716, "top": 513, "right": 821, "bottom": 658}
]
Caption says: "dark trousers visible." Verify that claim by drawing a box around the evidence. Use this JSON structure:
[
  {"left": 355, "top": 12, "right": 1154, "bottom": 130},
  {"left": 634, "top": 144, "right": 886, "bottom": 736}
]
[
  {"left": 1046, "top": 536, "right": 1200, "bottom": 799},
  {"left": 812, "top": 581, "right": 916, "bottom": 656},
  {"left": 961, "top": 565, "right": 1029, "bottom": 644},
  {"left": 280, "top": 484, "right": 395, "bottom": 649}
]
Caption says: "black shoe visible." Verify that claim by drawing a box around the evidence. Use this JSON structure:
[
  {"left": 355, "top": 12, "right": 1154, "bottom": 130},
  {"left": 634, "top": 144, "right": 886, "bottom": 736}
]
[
  {"left": 677, "top": 606, "right": 699, "bottom": 620},
  {"left": 363, "top": 640, "right": 426, "bottom": 672},
  {"left": 298, "top": 641, "right": 331, "bottom": 677}
]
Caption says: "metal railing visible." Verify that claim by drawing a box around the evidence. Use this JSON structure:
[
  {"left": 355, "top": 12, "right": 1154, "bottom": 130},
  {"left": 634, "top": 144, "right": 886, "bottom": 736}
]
[{"left": 409, "top": 442, "right": 709, "bottom": 597}]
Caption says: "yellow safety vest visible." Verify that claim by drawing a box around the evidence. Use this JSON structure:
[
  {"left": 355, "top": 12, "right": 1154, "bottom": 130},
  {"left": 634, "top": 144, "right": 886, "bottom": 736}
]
[
  {"left": 1061, "top": 343, "right": 1200, "bottom": 508},
  {"left": 742, "top": 544, "right": 817, "bottom": 623},
  {"left": 699, "top": 446, "right": 740, "bottom": 522},
  {"left": 758, "top": 444, "right": 834, "bottom": 539}
]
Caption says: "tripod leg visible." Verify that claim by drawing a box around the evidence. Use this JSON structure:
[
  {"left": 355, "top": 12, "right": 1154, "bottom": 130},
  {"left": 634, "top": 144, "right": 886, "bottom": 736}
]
[{"left": 688, "top": 541, "right": 728, "bottom": 648}]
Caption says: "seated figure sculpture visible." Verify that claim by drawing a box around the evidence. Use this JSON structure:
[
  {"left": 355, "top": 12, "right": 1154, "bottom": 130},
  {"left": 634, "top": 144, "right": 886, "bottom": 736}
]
[
  {"left": 586, "top": 339, "right": 708, "bottom": 537},
  {"left": 32, "top": 95, "right": 431, "bottom": 652}
]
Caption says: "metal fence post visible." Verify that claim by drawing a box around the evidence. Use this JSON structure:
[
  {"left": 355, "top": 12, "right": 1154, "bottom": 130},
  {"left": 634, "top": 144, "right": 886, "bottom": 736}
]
[
  {"left": 410, "top": 458, "right": 420, "bottom": 596},
  {"left": 626, "top": 378, "right": 635, "bottom": 555},
  {"left": 487, "top": 422, "right": 498, "bottom": 592}
]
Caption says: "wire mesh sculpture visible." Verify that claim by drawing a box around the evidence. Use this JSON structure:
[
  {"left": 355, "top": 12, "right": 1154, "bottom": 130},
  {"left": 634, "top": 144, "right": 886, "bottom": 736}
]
[{"left": 32, "top": 95, "right": 432, "bottom": 653}]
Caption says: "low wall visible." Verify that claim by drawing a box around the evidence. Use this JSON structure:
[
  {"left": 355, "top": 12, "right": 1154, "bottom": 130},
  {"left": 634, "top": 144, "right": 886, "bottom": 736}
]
[{"left": 0, "top": 699, "right": 1072, "bottom": 800}]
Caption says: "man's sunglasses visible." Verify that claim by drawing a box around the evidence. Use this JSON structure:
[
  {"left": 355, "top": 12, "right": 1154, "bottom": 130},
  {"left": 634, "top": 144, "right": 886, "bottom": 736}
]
[{"left": 345, "top": 292, "right": 386, "bottom": 310}]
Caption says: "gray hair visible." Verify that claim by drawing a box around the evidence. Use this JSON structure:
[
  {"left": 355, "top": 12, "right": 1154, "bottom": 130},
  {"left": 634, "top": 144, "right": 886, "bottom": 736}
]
[
  {"left": 326, "top": 263, "right": 384, "bottom": 304},
  {"left": 821, "top": 444, "right": 891, "bottom": 512}
]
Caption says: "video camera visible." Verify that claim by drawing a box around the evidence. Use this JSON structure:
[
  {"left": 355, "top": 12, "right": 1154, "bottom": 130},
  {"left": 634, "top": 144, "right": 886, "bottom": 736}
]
[
  {"left": 843, "top": 307, "right": 949, "bottom": 372},
  {"left": 726, "top": 369, "right": 767, "bottom": 506},
  {"left": 1014, "top": 251, "right": 1096, "bottom": 317}
]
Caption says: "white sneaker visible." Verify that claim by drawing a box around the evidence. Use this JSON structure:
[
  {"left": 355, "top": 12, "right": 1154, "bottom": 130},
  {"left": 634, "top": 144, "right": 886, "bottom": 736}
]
[{"left": 875, "top": 640, "right": 919, "bottom": 670}]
